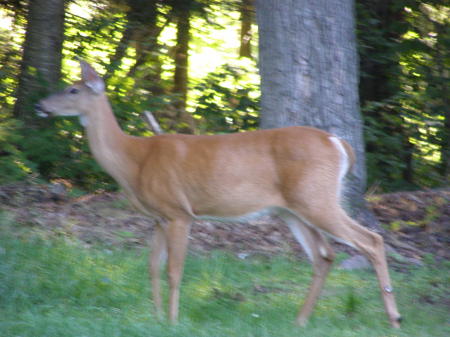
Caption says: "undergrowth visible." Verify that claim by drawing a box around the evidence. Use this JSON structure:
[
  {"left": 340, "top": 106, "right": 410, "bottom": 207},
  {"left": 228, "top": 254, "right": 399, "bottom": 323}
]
[{"left": 0, "top": 217, "right": 448, "bottom": 337}]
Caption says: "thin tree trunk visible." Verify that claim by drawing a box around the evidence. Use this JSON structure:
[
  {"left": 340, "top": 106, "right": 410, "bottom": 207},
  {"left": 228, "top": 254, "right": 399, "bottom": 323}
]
[
  {"left": 173, "top": 8, "right": 189, "bottom": 109},
  {"left": 239, "top": 0, "right": 253, "bottom": 58},
  {"left": 107, "top": 0, "right": 165, "bottom": 96},
  {"left": 173, "top": 4, "right": 195, "bottom": 133},
  {"left": 14, "top": 0, "right": 65, "bottom": 119},
  {"left": 104, "top": 18, "right": 135, "bottom": 82},
  {"left": 256, "top": 0, "right": 379, "bottom": 229},
  {"left": 126, "top": 0, "right": 164, "bottom": 95}
]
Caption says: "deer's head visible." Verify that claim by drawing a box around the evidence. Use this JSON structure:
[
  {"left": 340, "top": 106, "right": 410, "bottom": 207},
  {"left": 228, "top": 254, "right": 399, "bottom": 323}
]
[{"left": 35, "top": 61, "right": 105, "bottom": 126}]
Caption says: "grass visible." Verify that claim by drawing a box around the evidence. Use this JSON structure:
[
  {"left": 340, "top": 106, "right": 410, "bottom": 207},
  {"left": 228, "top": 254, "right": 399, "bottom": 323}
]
[{"left": 0, "top": 218, "right": 449, "bottom": 336}]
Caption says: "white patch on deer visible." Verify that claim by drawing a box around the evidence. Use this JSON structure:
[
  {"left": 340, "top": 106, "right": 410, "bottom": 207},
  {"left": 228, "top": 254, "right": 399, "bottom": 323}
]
[
  {"left": 278, "top": 211, "right": 314, "bottom": 262},
  {"left": 324, "top": 232, "right": 357, "bottom": 249},
  {"left": 85, "top": 80, "right": 105, "bottom": 94},
  {"left": 198, "top": 206, "right": 316, "bottom": 261},
  {"left": 319, "top": 245, "right": 328, "bottom": 259},
  {"left": 328, "top": 136, "right": 349, "bottom": 198},
  {"left": 287, "top": 222, "right": 314, "bottom": 262}
]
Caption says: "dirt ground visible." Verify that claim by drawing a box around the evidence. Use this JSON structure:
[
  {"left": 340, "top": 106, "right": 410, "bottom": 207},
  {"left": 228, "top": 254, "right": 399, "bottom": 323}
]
[{"left": 1, "top": 181, "right": 448, "bottom": 263}]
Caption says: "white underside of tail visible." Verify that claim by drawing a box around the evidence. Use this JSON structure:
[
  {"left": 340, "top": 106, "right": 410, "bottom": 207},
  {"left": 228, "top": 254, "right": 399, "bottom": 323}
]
[{"left": 328, "top": 136, "right": 349, "bottom": 198}]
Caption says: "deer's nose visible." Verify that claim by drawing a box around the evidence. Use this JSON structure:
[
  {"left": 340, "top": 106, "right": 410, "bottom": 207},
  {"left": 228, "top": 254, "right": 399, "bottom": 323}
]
[{"left": 35, "top": 103, "right": 49, "bottom": 118}]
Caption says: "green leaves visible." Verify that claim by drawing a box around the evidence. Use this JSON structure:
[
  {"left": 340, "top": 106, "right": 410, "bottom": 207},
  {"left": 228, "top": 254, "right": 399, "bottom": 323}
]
[
  {"left": 358, "top": 1, "right": 449, "bottom": 191},
  {"left": 192, "top": 61, "right": 260, "bottom": 133}
]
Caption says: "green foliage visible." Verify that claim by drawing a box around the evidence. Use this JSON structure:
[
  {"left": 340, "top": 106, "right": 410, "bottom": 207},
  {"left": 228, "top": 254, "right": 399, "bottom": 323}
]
[
  {"left": 0, "top": 0, "right": 447, "bottom": 192},
  {"left": 0, "top": 229, "right": 449, "bottom": 337},
  {"left": 192, "top": 61, "right": 260, "bottom": 133},
  {"left": 0, "top": 117, "right": 35, "bottom": 183},
  {"left": 0, "top": 6, "right": 23, "bottom": 112},
  {"left": 63, "top": 1, "right": 127, "bottom": 69},
  {"left": 358, "top": 1, "right": 449, "bottom": 191},
  {"left": 17, "top": 117, "right": 116, "bottom": 191},
  {"left": 362, "top": 94, "right": 419, "bottom": 190},
  {"left": 343, "top": 287, "right": 362, "bottom": 317}
]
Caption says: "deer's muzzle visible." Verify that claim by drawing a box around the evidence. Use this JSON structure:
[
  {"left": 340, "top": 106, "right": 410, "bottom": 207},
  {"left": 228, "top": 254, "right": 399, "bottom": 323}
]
[{"left": 35, "top": 103, "right": 49, "bottom": 118}]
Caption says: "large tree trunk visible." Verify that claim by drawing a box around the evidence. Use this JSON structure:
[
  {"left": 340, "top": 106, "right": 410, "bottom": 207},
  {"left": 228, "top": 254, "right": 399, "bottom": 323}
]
[
  {"left": 255, "top": 0, "right": 379, "bottom": 229},
  {"left": 14, "top": 0, "right": 65, "bottom": 119}
]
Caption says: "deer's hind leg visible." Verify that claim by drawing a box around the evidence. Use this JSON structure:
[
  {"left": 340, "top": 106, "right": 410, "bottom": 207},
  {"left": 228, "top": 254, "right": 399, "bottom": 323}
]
[
  {"left": 279, "top": 210, "right": 335, "bottom": 326},
  {"left": 292, "top": 204, "right": 402, "bottom": 328}
]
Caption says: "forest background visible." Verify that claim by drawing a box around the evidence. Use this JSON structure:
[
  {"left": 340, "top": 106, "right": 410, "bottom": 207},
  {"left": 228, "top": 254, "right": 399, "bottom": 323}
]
[
  {"left": 0, "top": 2, "right": 449, "bottom": 335},
  {"left": 0, "top": 0, "right": 448, "bottom": 194}
]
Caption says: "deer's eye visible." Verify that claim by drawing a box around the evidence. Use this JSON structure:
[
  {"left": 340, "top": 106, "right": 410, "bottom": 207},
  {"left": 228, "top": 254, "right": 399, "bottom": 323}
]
[{"left": 69, "top": 88, "right": 79, "bottom": 94}]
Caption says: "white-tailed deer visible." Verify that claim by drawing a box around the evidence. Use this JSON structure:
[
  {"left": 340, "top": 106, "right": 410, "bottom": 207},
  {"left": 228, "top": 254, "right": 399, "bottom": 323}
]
[{"left": 36, "top": 61, "right": 402, "bottom": 328}]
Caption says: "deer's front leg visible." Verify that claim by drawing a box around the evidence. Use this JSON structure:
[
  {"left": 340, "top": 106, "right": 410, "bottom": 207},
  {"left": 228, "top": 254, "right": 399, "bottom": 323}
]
[
  {"left": 149, "top": 224, "right": 167, "bottom": 319},
  {"left": 166, "top": 218, "right": 191, "bottom": 323}
]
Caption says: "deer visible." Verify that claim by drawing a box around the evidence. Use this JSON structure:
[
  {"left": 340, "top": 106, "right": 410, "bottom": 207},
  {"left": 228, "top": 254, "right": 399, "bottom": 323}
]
[{"left": 35, "top": 61, "right": 402, "bottom": 328}]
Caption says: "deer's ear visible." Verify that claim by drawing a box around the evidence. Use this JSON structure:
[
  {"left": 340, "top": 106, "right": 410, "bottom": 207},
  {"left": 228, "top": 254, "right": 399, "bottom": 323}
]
[{"left": 79, "top": 60, "right": 105, "bottom": 94}]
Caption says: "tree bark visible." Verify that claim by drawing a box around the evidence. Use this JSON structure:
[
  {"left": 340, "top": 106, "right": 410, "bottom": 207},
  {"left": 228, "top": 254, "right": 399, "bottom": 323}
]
[
  {"left": 173, "top": 8, "right": 189, "bottom": 109},
  {"left": 14, "top": 0, "right": 65, "bottom": 119},
  {"left": 239, "top": 0, "right": 253, "bottom": 58},
  {"left": 255, "top": 0, "right": 379, "bottom": 229},
  {"left": 172, "top": 3, "right": 195, "bottom": 133}
]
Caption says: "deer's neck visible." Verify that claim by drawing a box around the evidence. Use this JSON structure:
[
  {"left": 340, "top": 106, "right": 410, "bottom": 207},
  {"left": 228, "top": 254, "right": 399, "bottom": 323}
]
[{"left": 84, "top": 96, "right": 139, "bottom": 188}]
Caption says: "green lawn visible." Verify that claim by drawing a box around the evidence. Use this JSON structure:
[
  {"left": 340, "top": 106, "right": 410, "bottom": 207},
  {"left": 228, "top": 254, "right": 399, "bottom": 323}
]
[{"left": 0, "top": 220, "right": 448, "bottom": 337}]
